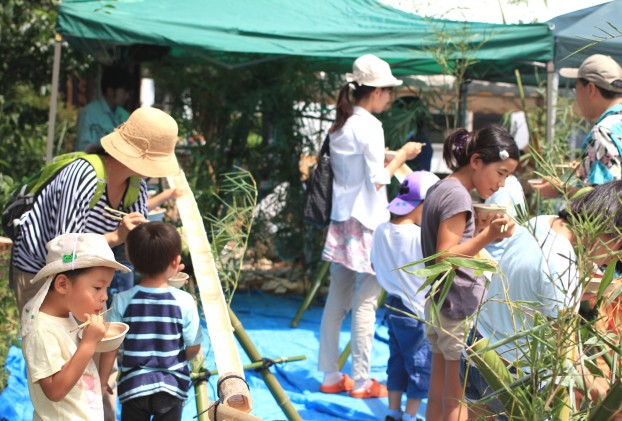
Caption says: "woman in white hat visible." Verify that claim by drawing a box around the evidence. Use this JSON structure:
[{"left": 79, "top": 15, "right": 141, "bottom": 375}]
[
  {"left": 318, "top": 54, "right": 423, "bottom": 398},
  {"left": 11, "top": 107, "right": 180, "bottom": 314}
]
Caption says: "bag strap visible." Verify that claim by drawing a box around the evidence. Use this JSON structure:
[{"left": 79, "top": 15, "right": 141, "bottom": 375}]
[
  {"left": 319, "top": 134, "right": 330, "bottom": 157},
  {"left": 81, "top": 154, "right": 108, "bottom": 209},
  {"left": 80, "top": 155, "right": 141, "bottom": 210}
]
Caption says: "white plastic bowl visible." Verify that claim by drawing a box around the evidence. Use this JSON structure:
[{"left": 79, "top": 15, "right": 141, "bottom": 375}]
[
  {"left": 79, "top": 322, "right": 129, "bottom": 353},
  {"left": 168, "top": 272, "right": 189, "bottom": 288},
  {"left": 472, "top": 203, "right": 508, "bottom": 219}
]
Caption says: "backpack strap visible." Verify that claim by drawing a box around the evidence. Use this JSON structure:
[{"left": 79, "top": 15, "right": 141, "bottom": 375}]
[
  {"left": 81, "top": 155, "right": 108, "bottom": 209},
  {"left": 123, "top": 176, "right": 141, "bottom": 209},
  {"left": 81, "top": 155, "right": 141, "bottom": 210}
]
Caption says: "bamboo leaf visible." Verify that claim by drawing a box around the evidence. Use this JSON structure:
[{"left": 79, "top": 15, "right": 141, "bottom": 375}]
[{"left": 445, "top": 256, "right": 498, "bottom": 272}]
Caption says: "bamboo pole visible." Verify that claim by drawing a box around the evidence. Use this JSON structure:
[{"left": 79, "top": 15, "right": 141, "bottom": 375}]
[
  {"left": 290, "top": 260, "right": 329, "bottom": 328},
  {"left": 194, "top": 375, "right": 211, "bottom": 421},
  {"left": 46, "top": 34, "right": 62, "bottom": 164},
  {"left": 338, "top": 290, "right": 387, "bottom": 370},
  {"left": 229, "top": 308, "right": 302, "bottom": 421},
  {"left": 191, "top": 355, "right": 307, "bottom": 379},
  {"left": 167, "top": 171, "right": 252, "bottom": 412}
]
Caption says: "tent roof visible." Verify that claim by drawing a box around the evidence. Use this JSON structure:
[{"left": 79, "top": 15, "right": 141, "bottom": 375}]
[
  {"left": 57, "top": 0, "right": 553, "bottom": 80},
  {"left": 550, "top": 0, "right": 622, "bottom": 69}
]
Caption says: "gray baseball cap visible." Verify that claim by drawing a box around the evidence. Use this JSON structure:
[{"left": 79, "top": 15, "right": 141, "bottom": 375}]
[{"left": 560, "top": 54, "right": 622, "bottom": 93}]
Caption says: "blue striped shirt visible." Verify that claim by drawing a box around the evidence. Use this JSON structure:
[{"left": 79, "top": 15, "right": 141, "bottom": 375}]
[
  {"left": 13, "top": 159, "right": 148, "bottom": 273},
  {"left": 108, "top": 286, "right": 203, "bottom": 403}
]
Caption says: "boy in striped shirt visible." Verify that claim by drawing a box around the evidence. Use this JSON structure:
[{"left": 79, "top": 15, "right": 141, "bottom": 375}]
[{"left": 108, "top": 222, "right": 202, "bottom": 420}]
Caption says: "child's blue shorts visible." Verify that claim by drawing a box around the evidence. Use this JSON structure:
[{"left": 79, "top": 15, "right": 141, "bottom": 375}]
[{"left": 384, "top": 294, "right": 431, "bottom": 400}]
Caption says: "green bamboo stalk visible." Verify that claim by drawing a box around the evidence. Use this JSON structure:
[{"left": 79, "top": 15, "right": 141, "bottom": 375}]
[
  {"left": 191, "top": 355, "right": 307, "bottom": 379},
  {"left": 194, "top": 376, "right": 210, "bottom": 421},
  {"left": 467, "top": 337, "right": 530, "bottom": 418},
  {"left": 291, "top": 261, "right": 330, "bottom": 328},
  {"left": 338, "top": 290, "right": 387, "bottom": 370},
  {"left": 229, "top": 308, "right": 302, "bottom": 421},
  {"left": 589, "top": 380, "right": 622, "bottom": 421}
]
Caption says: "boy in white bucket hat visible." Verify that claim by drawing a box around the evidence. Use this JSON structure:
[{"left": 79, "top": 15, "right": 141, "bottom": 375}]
[
  {"left": 20, "top": 233, "right": 129, "bottom": 421},
  {"left": 371, "top": 170, "right": 439, "bottom": 421}
]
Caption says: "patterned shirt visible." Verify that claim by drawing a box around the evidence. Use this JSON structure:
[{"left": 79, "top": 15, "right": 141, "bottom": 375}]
[
  {"left": 13, "top": 159, "right": 148, "bottom": 273},
  {"left": 579, "top": 103, "right": 622, "bottom": 186},
  {"left": 109, "top": 286, "right": 203, "bottom": 403}
]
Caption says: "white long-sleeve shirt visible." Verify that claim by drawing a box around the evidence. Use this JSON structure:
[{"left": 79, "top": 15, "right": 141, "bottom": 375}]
[{"left": 329, "top": 106, "right": 391, "bottom": 230}]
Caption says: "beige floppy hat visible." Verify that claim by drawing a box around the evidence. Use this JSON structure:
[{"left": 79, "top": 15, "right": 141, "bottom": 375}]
[
  {"left": 101, "top": 107, "right": 180, "bottom": 178},
  {"left": 560, "top": 54, "right": 622, "bottom": 94},
  {"left": 346, "top": 54, "right": 403, "bottom": 88},
  {"left": 19, "top": 233, "right": 129, "bottom": 337}
]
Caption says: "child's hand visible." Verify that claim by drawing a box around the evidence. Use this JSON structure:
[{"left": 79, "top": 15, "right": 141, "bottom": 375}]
[
  {"left": 487, "top": 215, "right": 515, "bottom": 240},
  {"left": 80, "top": 313, "right": 107, "bottom": 348}
]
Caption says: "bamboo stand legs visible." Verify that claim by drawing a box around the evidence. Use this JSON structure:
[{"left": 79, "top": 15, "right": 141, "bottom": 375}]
[
  {"left": 290, "top": 260, "right": 330, "bottom": 328},
  {"left": 229, "top": 308, "right": 303, "bottom": 421}
]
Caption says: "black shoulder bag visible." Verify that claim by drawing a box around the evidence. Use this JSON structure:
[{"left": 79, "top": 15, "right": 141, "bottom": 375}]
[{"left": 302, "top": 134, "right": 333, "bottom": 227}]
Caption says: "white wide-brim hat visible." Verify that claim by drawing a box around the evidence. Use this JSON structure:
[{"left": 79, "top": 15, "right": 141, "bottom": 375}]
[
  {"left": 346, "top": 54, "right": 403, "bottom": 88},
  {"left": 101, "top": 107, "right": 181, "bottom": 178},
  {"left": 19, "top": 233, "right": 129, "bottom": 337}
]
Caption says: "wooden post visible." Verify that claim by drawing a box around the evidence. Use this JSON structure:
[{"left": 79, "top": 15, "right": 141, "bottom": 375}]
[{"left": 167, "top": 171, "right": 252, "bottom": 412}]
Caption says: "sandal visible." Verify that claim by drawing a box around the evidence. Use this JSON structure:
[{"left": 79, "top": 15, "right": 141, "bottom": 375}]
[
  {"left": 319, "top": 373, "right": 354, "bottom": 394},
  {"left": 349, "top": 378, "right": 388, "bottom": 399}
]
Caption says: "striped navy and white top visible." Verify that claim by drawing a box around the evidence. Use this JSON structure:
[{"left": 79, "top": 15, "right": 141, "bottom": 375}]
[
  {"left": 108, "top": 286, "right": 203, "bottom": 403},
  {"left": 13, "top": 159, "right": 148, "bottom": 274}
]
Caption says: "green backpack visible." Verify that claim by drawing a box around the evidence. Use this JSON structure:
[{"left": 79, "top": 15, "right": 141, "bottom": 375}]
[{"left": 2, "top": 152, "right": 141, "bottom": 241}]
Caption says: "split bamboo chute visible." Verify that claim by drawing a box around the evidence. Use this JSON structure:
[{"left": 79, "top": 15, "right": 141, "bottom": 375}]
[{"left": 167, "top": 171, "right": 252, "bottom": 412}]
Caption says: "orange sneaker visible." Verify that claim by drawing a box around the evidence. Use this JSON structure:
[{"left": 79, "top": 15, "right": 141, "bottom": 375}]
[
  {"left": 319, "top": 374, "right": 354, "bottom": 394},
  {"left": 348, "top": 379, "right": 388, "bottom": 399}
]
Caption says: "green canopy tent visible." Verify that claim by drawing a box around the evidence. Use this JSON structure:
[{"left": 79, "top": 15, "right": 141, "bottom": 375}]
[
  {"left": 550, "top": 0, "right": 622, "bottom": 69},
  {"left": 48, "top": 0, "right": 556, "bottom": 161}
]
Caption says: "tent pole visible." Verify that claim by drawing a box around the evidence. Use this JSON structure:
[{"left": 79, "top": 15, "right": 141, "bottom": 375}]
[
  {"left": 546, "top": 60, "right": 558, "bottom": 146},
  {"left": 46, "top": 34, "right": 63, "bottom": 164}
]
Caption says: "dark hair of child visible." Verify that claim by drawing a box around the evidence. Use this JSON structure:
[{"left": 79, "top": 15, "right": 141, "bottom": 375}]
[
  {"left": 442, "top": 125, "right": 520, "bottom": 171},
  {"left": 126, "top": 222, "right": 182, "bottom": 277}
]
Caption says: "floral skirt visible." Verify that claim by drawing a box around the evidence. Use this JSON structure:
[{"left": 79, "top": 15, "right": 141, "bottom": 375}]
[{"left": 322, "top": 217, "right": 374, "bottom": 275}]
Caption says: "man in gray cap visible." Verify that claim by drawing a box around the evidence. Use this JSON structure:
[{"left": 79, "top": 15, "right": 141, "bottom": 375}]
[{"left": 534, "top": 54, "right": 622, "bottom": 197}]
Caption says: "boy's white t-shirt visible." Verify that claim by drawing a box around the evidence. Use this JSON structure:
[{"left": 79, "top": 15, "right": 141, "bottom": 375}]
[
  {"left": 22, "top": 312, "right": 103, "bottom": 421},
  {"left": 371, "top": 221, "right": 428, "bottom": 316}
]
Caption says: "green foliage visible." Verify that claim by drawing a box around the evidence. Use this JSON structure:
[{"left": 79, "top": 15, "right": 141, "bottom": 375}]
[
  {"left": 205, "top": 169, "right": 258, "bottom": 303},
  {"left": 147, "top": 58, "right": 342, "bottom": 264}
]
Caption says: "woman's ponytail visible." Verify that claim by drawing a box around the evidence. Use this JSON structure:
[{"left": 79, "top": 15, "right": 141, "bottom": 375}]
[{"left": 329, "top": 83, "right": 355, "bottom": 133}]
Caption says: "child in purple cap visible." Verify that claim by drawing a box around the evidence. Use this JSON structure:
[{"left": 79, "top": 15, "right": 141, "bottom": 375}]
[{"left": 370, "top": 170, "right": 439, "bottom": 421}]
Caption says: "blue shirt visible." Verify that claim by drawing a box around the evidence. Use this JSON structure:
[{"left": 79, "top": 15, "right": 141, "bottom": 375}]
[
  {"left": 109, "top": 285, "right": 203, "bottom": 403},
  {"left": 76, "top": 98, "right": 129, "bottom": 151}
]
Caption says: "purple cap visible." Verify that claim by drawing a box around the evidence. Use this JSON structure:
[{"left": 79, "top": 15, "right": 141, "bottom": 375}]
[{"left": 387, "top": 170, "right": 440, "bottom": 215}]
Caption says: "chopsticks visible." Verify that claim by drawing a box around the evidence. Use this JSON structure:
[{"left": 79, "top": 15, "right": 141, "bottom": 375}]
[
  {"left": 102, "top": 206, "right": 128, "bottom": 221},
  {"left": 70, "top": 307, "right": 113, "bottom": 333}
]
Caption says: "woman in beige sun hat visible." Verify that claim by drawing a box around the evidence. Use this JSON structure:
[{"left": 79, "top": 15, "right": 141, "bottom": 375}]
[{"left": 11, "top": 107, "right": 180, "bottom": 313}]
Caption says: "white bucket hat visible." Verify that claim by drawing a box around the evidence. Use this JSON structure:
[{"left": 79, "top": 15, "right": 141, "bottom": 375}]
[
  {"left": 101, "top": 107, "right": 181, "bottom": 178},
  {"left": 346, "top": 54, "right": 403, "bottom": 88},
  {"left": 19, "top": 233, "right": 129, "bottom": 337}
]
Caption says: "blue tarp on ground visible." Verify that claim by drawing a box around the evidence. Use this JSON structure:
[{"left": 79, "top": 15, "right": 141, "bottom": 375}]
[{"left": 0, "top": 290, "right": 426, "bottom": 420}]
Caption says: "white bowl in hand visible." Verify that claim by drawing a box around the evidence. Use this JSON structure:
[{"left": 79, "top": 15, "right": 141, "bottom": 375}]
[
  {"left": 473, "top": 203, "right": 508, "bottom": 219},
  {"left": 78, "top": 322, "right": 129, "bottom": 353},
  {"left": 168, "top": 272, "right": 189, "bottom": 288}
]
